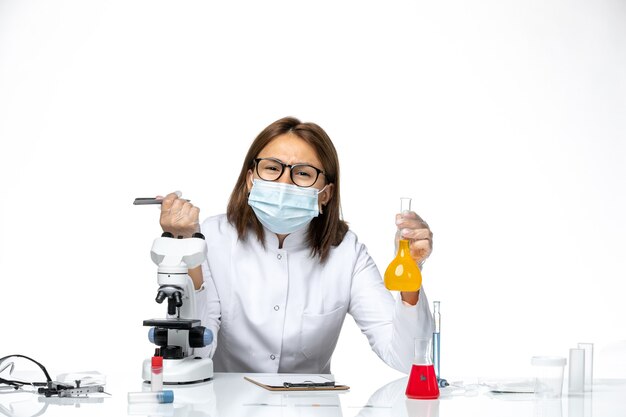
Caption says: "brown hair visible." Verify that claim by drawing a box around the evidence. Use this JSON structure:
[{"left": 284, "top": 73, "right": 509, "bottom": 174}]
[{"left": 226, "top": 116, "right": 349, "bottom": 262}]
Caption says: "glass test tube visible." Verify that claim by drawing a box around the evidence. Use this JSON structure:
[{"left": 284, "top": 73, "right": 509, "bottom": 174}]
[
  {"left": 151, "top": 355, "right": 163, "bottom": 391},
  {"left": 128, "top": 391, "right": 174, "bottom": 404},
  {"left": 433, "top": 301, "right": 441, "bottom": 379},
  {"left": 577, "top": 343, "right": 593, "bottom": 391},
  {"left": 568, "top": 348, "right": 585, "bottom": 394}
]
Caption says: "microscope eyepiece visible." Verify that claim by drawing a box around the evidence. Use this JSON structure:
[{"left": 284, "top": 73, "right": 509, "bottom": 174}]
[
  {"left": 173, "top": 291, "right": 183, "bottom": 308},
  {"left": 155, "top": 290, "right": 167, "bottom": 304}
]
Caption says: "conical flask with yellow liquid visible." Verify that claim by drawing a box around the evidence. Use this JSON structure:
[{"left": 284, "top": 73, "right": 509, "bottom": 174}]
[{"left": 384, "top": 197, "right": 422, "bottom": 292}]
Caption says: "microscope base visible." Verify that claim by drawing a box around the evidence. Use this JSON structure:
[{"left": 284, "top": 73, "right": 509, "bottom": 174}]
[{"left": 142, "top": 356, "right": 213, "bottom": 385}]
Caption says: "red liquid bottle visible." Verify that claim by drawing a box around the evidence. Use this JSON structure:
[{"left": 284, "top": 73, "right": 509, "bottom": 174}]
[{"left": 406, "top": 337, "right": 440, "bottom": 399}]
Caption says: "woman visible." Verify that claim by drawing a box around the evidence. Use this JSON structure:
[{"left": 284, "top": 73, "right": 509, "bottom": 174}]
[{"left": 159, "top": 116, "right": 434, "bottom": 374}]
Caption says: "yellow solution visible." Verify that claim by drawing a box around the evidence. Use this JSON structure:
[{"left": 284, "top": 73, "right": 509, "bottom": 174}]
[{"left": 384, "top": 239, "right": 422, "bottom": 291}]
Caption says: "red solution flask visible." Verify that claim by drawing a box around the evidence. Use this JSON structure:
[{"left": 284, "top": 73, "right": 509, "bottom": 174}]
[{"left": 405, "top": 337, "right": 440, "bottom": 399}]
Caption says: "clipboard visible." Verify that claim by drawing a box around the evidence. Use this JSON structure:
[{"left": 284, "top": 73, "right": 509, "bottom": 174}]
[{"left": 244, "top": 375, "right": 350, "bottom": 391}]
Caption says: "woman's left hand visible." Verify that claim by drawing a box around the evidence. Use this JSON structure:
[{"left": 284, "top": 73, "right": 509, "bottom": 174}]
[{"left": 395, "top": 211, "right": 433, "bottom": 268}]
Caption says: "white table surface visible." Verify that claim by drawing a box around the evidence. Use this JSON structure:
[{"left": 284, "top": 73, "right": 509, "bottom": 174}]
[{"left": 1, "top": 372, "right": 624, "bottom": 417}]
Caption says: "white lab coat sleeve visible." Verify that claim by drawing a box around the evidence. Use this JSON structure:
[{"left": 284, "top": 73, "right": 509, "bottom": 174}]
[
  {"left": 348, "top": 241, "right": 434, "bottom": 373},
  {"left": 193, "top": 259, "right": 221, "bottom": 359}
]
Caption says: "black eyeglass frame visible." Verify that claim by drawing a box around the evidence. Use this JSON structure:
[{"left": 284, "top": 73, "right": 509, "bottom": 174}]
[{"left": 253, "top": 157, "right": 326, "bottom": 188}]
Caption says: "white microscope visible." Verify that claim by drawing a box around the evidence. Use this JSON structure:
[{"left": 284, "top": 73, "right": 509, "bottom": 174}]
[{"left": 141, "top": 232, "right": 214, "bottom": 384}]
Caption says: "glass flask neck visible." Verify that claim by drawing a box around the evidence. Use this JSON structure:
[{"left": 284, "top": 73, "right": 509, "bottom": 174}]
[
  {"left": 413, "top": 337, "right": 433, "bottom": 365},
  {"left": 400, "top": 197, "right": 412, "bottom": 213},
  {"left": 398, "top": 239, "right": 411, "bottom": 255}
]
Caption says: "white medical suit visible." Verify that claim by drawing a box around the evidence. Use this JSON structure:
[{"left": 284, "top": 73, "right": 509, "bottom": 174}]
[{"left": 196, "top": 214, "right": 434, "bottom": 374}]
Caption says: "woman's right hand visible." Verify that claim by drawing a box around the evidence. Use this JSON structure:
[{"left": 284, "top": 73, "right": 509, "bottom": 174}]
[{"left": 159, "top": 191, "right": 200, "bottom": 238}]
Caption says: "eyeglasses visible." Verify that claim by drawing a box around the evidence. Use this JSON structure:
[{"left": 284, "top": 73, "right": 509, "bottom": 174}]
[{"left": 254, "top": 157, "right": 326, "bottom": 188}]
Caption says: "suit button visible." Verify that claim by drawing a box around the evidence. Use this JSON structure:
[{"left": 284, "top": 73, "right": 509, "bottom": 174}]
[
  {"left": 277, "top": 254, "right": 282, "bottom": 260},
  {"left": 274, "top": 305, "right": 280, "bottom": 311},
  {"left": 270, "top": 354, "right": 276, "bottom": 360}
]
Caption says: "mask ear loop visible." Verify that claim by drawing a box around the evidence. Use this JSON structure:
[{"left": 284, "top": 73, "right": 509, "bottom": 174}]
[{"left": 317, "top": 184, "right": 329, "bottom": 214}]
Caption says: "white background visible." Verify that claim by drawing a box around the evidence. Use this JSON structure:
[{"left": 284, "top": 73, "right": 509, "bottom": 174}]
[{"left": 1, "top": 0, "right": 625, "bottom": 387}]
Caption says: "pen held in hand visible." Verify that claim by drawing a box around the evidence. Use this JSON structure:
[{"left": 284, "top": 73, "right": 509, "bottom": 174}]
[{"left": 133, "top": 197, "right": 190, "bottom": 205}]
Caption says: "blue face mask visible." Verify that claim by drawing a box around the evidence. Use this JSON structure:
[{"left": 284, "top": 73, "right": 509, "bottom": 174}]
[{"left": 248, "top": 179, "right": 326, "bottom": 235}]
